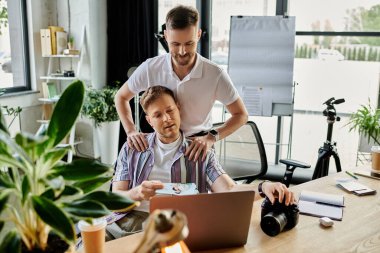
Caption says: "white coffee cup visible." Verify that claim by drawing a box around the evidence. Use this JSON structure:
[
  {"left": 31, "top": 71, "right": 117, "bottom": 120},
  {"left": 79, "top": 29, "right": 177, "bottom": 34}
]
[{"left": 78, "top": 218, "right": 107, "bottom": 253}]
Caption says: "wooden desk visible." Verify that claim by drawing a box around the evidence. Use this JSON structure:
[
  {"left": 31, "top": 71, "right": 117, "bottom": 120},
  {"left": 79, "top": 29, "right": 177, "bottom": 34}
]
[{"left": 104, "top": 173, "right": 380, "bottom": 253}]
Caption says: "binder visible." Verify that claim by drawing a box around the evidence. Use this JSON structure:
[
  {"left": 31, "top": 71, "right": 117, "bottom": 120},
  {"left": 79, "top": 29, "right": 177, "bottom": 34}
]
[
  {"left": 40, "top": 29, "right": 52, "bottom": 56},
  {"left": 48, "top": 26, "right": 64, "bottom": 55}
]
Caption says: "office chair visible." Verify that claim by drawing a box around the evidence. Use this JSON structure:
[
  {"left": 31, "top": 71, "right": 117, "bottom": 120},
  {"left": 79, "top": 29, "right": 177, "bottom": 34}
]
[{"left": 213, "top": 121, "right": 310, "bottom": 185}]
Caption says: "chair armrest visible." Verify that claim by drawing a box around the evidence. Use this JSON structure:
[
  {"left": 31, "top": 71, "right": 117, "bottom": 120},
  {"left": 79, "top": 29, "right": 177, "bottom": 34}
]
[{"left": 279, "top": 159, "right": 310, "bottom": 169}]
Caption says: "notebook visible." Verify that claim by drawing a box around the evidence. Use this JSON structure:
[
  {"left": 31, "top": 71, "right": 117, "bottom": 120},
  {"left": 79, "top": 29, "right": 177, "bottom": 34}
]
[
  {"left": 150, "top": 191, "right": 255, "bottom": 251},
  {"left": 298, "top": 190, "right": 344, "bottom": 221}
]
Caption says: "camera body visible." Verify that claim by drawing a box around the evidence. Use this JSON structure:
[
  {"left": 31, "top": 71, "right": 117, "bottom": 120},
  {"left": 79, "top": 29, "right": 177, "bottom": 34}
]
[{"left": 260, "top": 197, "right": 299, "bottom": 236}]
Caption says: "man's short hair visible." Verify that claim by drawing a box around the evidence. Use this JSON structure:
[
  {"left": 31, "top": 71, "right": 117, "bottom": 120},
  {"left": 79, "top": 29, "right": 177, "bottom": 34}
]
[
  {"left": 140, "top": 86, "right": 177, "bottom": 112},
  {"left": 166, "top": 5, "right": 199, "bottom": 30}
]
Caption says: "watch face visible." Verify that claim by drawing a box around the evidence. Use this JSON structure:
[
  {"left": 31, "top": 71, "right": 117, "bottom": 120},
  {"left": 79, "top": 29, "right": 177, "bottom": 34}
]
[{"left": 209, "top": 130, "right": 218, "bottom": 136}]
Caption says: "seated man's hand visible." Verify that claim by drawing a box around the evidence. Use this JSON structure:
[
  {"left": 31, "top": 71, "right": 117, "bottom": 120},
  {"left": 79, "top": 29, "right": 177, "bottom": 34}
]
[
  {"left": 262, "top": 182, "right": 295, "bottom": 206},
  {"left": 127, "top": 131, "right": 148, "bottom": 151},
  {"left": 136, "top": 180, "right": 164, "bottom": 201},
  {"left": 186, "top": 134, "right": 215, "bottom": 162}
]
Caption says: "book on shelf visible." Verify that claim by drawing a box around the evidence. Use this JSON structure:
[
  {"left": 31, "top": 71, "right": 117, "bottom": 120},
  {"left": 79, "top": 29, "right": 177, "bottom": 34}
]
[
  {"left": 40, "top": 29, "right": 52, "bottom": 56},
  {"left": 298, "top": 190, "right": 344, "bottom": 221},
  {"left": 48, "top": 26, "right": 64, "bottom": 55},
  {"left": 56, "top": 31, "right": 68, "bottom": 55},
  {"left": 63, "top": 49, "right": 80, "bottom": 55}
]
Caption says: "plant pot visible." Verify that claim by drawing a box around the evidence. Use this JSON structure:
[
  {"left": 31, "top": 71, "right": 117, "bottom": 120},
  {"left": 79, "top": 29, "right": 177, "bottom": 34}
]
[
  {"left": 21, "top": 234, "right": 70, "bottom": 253},
  {"left": 371, "top": 146, "right": 380, "bottom": 171},
  {"left": 94, "top": 120, "right": 120, "bottom": 165}
]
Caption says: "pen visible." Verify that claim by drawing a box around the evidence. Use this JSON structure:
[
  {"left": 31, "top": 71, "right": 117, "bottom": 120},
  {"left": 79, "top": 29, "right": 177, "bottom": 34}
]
[{"left": 345, "top": 171, "right": 358, "bottom": 180}]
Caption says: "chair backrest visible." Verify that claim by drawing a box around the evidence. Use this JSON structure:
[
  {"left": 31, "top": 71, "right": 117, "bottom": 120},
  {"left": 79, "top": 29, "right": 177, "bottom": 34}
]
[{"left": 213, "top": 121, "right": 267, "bottom": 183}]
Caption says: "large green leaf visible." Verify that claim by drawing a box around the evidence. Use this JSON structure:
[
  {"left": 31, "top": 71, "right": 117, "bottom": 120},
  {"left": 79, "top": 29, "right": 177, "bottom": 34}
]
[
  {"left": 0, "top": 191, "right": 10, "bottom": 214},
  {"left": 41, "top": 185, "right": 83, "bottom": 200},
  {"left": 63, "top": 199, "right": 110, "bottom": 218},
  {"left": 47, "top": 80, "right": 85, "bottom": 147},
  {"left": 0, "top": 231, "right": 21, "bottom": 253},
  {"left": 73, "top": 176, "right": 112, "bottom": 194},
  {"left": 49, "top": 159, "right": 111, "bottom": 181},
  {"left": 15, "top": 132, "right": 49, "bottom": 158},
  {"left": 0, "top": 171, "right": 14, "bottom": 189},
  {"left": 0, "top": 129, "right": 31, "bottom": 171},
  {"left": 39, "top": 147, "right": 70, "bottom": 175},
  {"left": 81, "top": 191, "right": 136, "bottom": 211},
  {"left": 31, "top": 196, "right": 75, "bottom": 243},
  {"left": 21, "top": 175, "right": 31, "bottom": 204}
]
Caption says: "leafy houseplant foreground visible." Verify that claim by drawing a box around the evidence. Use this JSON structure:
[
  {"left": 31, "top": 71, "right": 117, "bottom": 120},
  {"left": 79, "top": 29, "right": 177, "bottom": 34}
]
[{"left": 0, "top": 80, "right": 136, "bottom": 252}]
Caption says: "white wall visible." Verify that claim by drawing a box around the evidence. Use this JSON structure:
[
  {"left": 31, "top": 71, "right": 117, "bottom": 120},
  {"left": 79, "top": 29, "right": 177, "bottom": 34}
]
[{"left": 1, "top": 0, "right": 108, "bottom": 157}]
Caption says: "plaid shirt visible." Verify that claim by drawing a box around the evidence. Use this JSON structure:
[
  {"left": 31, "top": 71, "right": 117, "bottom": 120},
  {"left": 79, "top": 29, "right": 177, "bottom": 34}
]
[{"left": 113, "top": 132, "right": 226, "bottom": 193}]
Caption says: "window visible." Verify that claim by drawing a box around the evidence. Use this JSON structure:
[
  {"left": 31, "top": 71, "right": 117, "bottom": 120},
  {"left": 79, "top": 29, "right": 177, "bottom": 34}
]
[
  {"left": 0, "top": 0, "right": 30, "bottom": 93},
  {"left": 288, "top": 0, "right": 380, "bottom": 169},
  {"left": 211, "top": 0, "right": 276, "bottom": 69}
]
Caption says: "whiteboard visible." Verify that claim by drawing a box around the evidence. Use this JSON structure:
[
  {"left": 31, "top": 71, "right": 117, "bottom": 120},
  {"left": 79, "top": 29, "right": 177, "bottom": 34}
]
[{"left": 228, "top": 16, "right": 296, "bottom": 116}]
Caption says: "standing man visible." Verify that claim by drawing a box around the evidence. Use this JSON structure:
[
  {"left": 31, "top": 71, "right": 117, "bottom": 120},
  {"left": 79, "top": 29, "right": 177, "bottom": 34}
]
[{"left": 115, "top": 5, "right": 248, "bottom": 162}]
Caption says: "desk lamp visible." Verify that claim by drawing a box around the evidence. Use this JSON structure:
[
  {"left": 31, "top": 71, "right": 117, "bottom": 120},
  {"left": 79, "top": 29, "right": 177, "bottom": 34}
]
[{"left": 134, "top": 209, "right": 190, "bottom": 253}]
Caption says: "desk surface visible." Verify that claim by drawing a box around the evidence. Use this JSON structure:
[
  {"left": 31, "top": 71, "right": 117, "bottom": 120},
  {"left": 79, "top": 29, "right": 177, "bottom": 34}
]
[{"left": 104, "top": 172, "right": 380, "bottom": 253}]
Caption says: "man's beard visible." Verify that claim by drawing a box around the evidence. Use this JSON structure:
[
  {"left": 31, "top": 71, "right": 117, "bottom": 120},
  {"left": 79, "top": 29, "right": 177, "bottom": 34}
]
[{"left": 173, "top": 52, "right": 194, "bottom": 66}]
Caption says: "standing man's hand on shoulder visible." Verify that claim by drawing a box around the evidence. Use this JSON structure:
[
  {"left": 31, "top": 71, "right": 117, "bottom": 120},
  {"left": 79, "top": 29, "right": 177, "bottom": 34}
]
[
  {"left": 127, "top": 131, "right": 148, "bottom": 151},
  {"left": 186, "top": 134, "right": 215, "bottom": 162}
]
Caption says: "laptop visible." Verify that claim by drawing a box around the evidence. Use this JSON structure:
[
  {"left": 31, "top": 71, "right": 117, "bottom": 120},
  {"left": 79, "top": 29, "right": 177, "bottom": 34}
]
[{"left": 150, "top": 190, "right": 255, "bottom": 251}]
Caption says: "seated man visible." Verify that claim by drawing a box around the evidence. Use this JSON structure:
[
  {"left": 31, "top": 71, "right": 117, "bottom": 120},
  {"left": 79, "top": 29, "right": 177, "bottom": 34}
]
[{"left": 107, "top": 85, "right": 294, "bottom": 240}]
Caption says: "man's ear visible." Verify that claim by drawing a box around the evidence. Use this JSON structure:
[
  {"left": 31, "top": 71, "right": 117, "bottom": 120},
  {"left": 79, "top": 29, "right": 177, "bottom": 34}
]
[
  {"left": 164, "top": 29, "right": 167, "bottom": 40},
  {"left": 146, "top": 115, "right": 152, "bottom": 127},
  {"left": 197, "top": 28, "right": 202, "bottom": 40},
  {"left": 176, "top": 102, "right": 181, "bottom": 110}
]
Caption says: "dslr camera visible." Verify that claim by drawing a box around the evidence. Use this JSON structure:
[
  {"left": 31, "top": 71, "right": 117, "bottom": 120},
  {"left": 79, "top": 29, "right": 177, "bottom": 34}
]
[{"left": 260, "top": 197, "right": 299, "bottom": 236}]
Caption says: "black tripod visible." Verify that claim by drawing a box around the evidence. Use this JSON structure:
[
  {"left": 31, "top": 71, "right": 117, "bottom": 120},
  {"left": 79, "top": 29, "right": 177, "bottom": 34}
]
[{"left": 312, "top": 97, "right": 345, "bottom": 179}]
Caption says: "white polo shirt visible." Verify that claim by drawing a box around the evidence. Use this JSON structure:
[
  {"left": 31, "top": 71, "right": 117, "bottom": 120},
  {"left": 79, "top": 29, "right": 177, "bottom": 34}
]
[{"left": 127, "top": 53, "right": 239, "bottom": 136}]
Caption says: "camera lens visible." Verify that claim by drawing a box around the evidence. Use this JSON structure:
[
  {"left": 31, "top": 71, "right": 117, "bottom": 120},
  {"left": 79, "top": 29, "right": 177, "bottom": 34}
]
[{"left": 260, "top": 212, "right": 288, "bottom": 236}]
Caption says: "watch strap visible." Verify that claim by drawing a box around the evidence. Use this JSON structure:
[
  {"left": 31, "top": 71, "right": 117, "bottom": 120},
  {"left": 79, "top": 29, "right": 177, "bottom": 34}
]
[{"left": 258, "top": 180, "right": 269, "bottom": 198}]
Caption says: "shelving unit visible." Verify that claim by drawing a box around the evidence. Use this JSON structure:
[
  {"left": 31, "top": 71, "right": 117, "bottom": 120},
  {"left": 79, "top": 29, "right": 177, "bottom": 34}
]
[{"left": 38, "top": 28, "right": 86, "bottom": 163}]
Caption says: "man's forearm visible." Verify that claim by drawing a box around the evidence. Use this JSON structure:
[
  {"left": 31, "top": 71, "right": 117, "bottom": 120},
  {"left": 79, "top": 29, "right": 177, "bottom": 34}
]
[
  {"left": 113, "top": 187, "right": 142, "bottom": 201},
  {"left": 217, "top": 98, "right": 248, "bottom": 140},
  {"left": 115, "top": 90, "right": 137, "bottom": 134}
]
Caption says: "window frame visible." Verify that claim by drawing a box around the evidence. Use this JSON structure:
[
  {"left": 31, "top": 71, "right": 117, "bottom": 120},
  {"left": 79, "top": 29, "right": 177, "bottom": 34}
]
[{"left": 1, "top": 0, "right": 31, "bottom": 94}]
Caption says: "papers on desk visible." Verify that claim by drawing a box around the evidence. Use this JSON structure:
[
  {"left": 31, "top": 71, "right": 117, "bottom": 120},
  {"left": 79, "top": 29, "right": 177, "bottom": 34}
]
[
  {"left": 337, "top": 181, "right": 377, "bottom": 196},
  {"left": 298, "top": 191, "right": 344, "bottom": 221}
]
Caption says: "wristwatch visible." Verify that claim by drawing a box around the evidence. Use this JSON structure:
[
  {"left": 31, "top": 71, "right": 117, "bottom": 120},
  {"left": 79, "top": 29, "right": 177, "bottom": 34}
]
[
  {"left": 258, "top": 180, "right": 269, "bottom": 198},
  {"left": 209, "top": 129, "right": 220, "bottom": 142}
]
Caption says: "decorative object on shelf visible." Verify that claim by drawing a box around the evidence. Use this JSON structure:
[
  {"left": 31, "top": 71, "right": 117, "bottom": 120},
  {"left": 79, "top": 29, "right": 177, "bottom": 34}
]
[
  {"left": 81, "top": 85, "right": 120, "bottom": 165},
  {"left": 56, "top": 31, "right": 68, "bottom": 55},
  {"left": 0, "top": 80, "right": 137, "bottom": 253},
  {"left": 63, "top": 70, "right": 75, "bottom": 77},
  {"left": 347, "top": 100, "right": 380, "bottom": 170},
  {"left": 63, "top": 49, "right": 80, "bottom": 55},
  {"left": 68, "top": 36, "right": 74, "bottom": 50},
  {"left": 46, "top": 82, "right": 59, "bottom": 98}
]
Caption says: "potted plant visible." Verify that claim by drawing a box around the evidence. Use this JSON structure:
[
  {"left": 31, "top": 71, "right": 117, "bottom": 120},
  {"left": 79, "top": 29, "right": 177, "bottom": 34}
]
[
  {"left": 347, "top": 101, "right": 380, "bottom": 171},
  {"left": 81, "top": 85, "right": 120, "bottom": 165},
  {"left": 68, "top": 36, "right": 74, "bottom": 50},
  {"left": 0, "top": 80, "right": 136, "bottom": 252}
]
